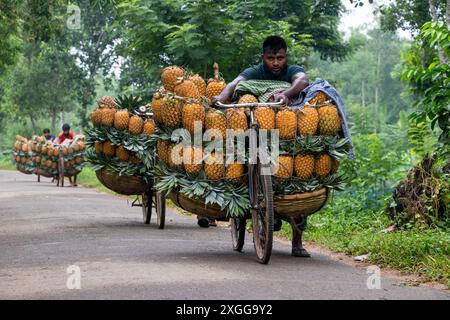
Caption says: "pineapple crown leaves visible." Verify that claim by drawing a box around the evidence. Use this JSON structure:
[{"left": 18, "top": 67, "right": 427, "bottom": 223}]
[{"left": 114, "top": 94, "right": 143, "bottom": 112}]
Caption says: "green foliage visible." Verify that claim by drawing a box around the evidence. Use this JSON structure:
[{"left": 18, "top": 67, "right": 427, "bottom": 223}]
[
  {"left": 401, "top": 21, "right": 450, "bottom": 159},
  {"left": 277, "top": 206, "right": 450, "bottom": 287}
]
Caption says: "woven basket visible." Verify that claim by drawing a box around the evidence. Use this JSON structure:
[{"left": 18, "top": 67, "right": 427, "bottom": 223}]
[
  {"left": 18, "top": 167, "right": 32, "bottom": 175},
  {"left": 274, "top": 188, "right": 329, "bottom": 219},
  {"left": 35, "top": 168, "right": 54, "bottom": 178},
  {"left": 96, "top": 169, "right": 150, "bottom": 195},
  {"left": 168, "top": 189, "right": 228, "bottom": 220}
]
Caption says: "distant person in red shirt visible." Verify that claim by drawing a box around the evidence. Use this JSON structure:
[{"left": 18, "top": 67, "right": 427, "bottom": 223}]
[{"left": 58, "top": 124, "right": 76, "bottom": 144}]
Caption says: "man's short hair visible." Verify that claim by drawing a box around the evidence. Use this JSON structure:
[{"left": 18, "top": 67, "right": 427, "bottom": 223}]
[
  {"left": 263, "top": 36, "right": 287, "bottom": 54},
  {"left": 43, "top": 128, "right": 50, "bottom": 134},
  {"left": 62, "top": 123, "right": 70, "bottom": 131}
]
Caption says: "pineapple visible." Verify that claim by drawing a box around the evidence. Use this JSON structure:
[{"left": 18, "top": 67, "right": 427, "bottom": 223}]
[
  {"left": 298, "top": 105, "right": 319, "bottom": 136},
  {"left": 183, "top": 146, "right": 203, "bottom": 174},
  {"left": 116, "top": 145, "right": 130, "bottom": 161},
  {"left": 100, "top": 106, "right": 116, "bottom": 127},
  {"left": 317, "top": 105, "right": 342, "bottom": 135},
  {"left": 255, "top": 107, "right": 276, "bottom": 131},
  {"left": 226, "top": 109, "right": 248, "bottom": 135},
  {"left": 75, "top": 157, "right": 83, "bottom": 164},
  {"left": 188, "top": 74, "right": 207, "bottom": 96},
  {"left": 103, "top": 141, "right": 116, "bottom": 157},
  {"left": 91, "top": 108, "right": 103, "bottom": 127},
  {"left": 157, "top": 140, "right": 170, "bottom": 164},
  {"left": 274, "top": 155, "right": 294, "bottom": 180},
  {"left": 143, "top": 119, "right": 155, "bottom": 135},
  {"left": 294, "top": 154, "right": 315, "bottom": 180},
  {"left": 204, "top": 152, "right": 225, "bottom": 180},
  {"left": 151, "top": 90, "right": 165, "bottom": 124},
  {"left": 206, "top": 63, "right": 226, "bottom": 100},
  {"left": 114, "top": 109, "right": 130, "bottom": 130},
  {"left": 331, "top": 158, "right": 340, "bottom": 174},
  {"left": 174, "top": 78, "right": 201, "bottom": 100},
  {"left": 53, "top": 148, "right": 59, "bottom": 157},
  {"left": 128, "top": 115, "right": 144, "bottom": 135},
  {"left": 276, "top": 108, "right": 297, "bottom": 140},
  {"left": 98, "top": 96, "right": 117, "bottom": 109},
  {"left": 182, "top": 102, "right": 205, "bottom": 134},
  {"left": 161, "top": 94, "right": 183, "bottom": 127},
  {"left": 225, "top": 162, "right": 244, "bottom": 183},
  {"left": 314, "top": 154, "right": 332, "bottom": 177},
  {"left": 238, "top": 94, "right": 258, "bottom": 104},
  {"left": 129, "top": 154, "right": 143, "bottom": 164},
  {"left": 167, "top": 143, "right": 183, "bottom": 169},
  {"left": 161, "top": 66, "right": 184, "bottom": 92},
  {"left": 205, "top": 109, "right": 227, "bottom": 140},
  {"left": 309, "top": 91, "right": 329, "bottom": 105}
]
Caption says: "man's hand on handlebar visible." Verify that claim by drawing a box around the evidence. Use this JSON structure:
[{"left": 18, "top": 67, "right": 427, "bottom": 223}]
[{"left": 271, "top": 91, "right": 290, "bottom": 105}]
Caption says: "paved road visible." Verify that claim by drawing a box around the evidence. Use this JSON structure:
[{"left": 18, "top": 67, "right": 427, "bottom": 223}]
[{"left": 0, "top": 170, "right": 448, "bottom": 300}]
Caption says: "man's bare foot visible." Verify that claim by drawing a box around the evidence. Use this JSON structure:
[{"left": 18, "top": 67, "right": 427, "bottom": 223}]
[{"left": 292, "top": 247, "right": 311, "bottom": 258}]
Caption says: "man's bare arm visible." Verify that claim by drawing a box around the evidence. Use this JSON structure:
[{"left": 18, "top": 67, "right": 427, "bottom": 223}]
[
  {"left": 213, "top": 75, "right": 246, "bottom": 104},
  {"left": 273, "top": 73, "right": 309, "bottom": 104}
]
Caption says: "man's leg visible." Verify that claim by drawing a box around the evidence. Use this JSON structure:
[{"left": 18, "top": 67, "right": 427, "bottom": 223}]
[{"left": 291, "top": 216, "right": 310, "bottom": 257}]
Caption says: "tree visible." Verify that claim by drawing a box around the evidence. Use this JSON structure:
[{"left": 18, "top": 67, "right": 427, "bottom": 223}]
[{"left": 115, "top": 0, "right": 353, "bottom": 87}]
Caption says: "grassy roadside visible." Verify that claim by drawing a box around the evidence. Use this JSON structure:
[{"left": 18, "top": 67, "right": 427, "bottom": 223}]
[{"left": 276, "top": 201, "right": 450, "bottom": 288}]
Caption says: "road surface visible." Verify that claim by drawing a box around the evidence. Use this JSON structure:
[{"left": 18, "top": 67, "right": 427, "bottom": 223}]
[{"left": 0, "top": 170, "right": 448, "bottom": 300}]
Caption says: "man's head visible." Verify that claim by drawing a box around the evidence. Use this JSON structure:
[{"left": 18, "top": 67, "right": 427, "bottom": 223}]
[
  {"left": 262, "top": 36, "right": 288, "bottom": 76},
  {"left": 62, "top": 123, "right": 70, "bottom": 135},
  {"left": 43, "top": 128, "right": 50, "bottom": 138}
]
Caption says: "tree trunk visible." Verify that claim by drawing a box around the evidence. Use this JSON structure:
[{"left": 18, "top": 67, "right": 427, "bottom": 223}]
[
  {"left": 51, "top": 109, "right": 57, "bottom": 132},
  {"left": 447, "top": 0, "right": 450, "bottom": 27},
  {"left": 29, "top": 114, "right": 37, "bottom": 133},
  {"left": 375, "top": 52, "right": 381, "bottom": 134}
]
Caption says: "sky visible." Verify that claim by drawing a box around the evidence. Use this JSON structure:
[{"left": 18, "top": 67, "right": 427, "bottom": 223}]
[{"left": 339, "top": 0, "right": 411, "bottom": 39}]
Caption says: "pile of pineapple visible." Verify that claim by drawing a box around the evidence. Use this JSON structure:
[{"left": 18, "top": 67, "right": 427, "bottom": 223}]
[
  {"left": 151, "top": 64, "right": 349, "bottom": 216},
  {"left": 29, "top": 136, "right": 85, "bottom": 176},
  {"left": 13, "top": 136, "right": 34, "bottom": 174},
  {"left": 85, "top": 95, "right": 157, "bottom": 186}
]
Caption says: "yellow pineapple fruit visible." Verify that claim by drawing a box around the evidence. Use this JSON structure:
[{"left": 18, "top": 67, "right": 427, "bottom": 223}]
[
  {"left": 294, "top": 154, "right": 315, "bottom": 180},
  {"left": 143, "top": 119, "right": 155, "bottom": 135},
  {"left": 225, "top": 162, "right": 245, "bottom": 183},
  {"left": 128, "top": 115, "right": 144, "bottom": 135},
  {"left": 188, "top": 74, "right": 207, "bottom": 96},
  {"left": 167, "top": 143, "right": 183, "bottom": 169},
  {"left": 206, "top": 63, "right": 226, "bottom": 100},
  {"left": 205, "top": 109, "right": 227, "bottom": 140},
  {"left": 174, "top": 78, "right": 201, "bottom": 100},
  {"left": 100, "top": 106, "right": 116, "bottom": 127},
  {"left": 90, "top": 108, "right": 102, "bottom": 126},
  {"left": 274, "top": 155, "right": 294, "bottom": 180},
  {"left": 157, "top": 140, "right": 170, "bottom": 164},
  {"left": 183, "top": 146, "right": 203, "bottom": 174},
  {"left": 182, "top": 102, "right": 205, "bottom": 134},
  {"left": 298, "top": 105, "right": 319, "bottom": 136},
  {"left": 103, "top": 141, "right": 116, "bottom": 157},
  {"left": 162, "top": 94, "right": 183, "bottom": 127},
  {"left": 309, "top": 91, "right": 329, "bottom": 105},
  {"left": 276, "top": 108, "right": 297, "bottom": 140},
  {"left": 317, "top": 105, "right": 342, "bottom": 135},
  {"left": 116, "top": 145, "right": 130, "bottom": 161},
  {"left": 204, "top": 152, "right": 225, "bottom": 180},
  {"left": 161, "top": 66, "right": 184, "bottom": 92},
  {"left": 151, "top": 90, "right": 165, "bottom": 124},
  {"left": 226, "top": 108, "right": 248, "bottom": 135},
  {"left": 255, "top": 107, "right": 276, "bottom": 130},
  {"left": 114, "top": 109, "right": 130, "bottom": 130},
  {"left": 331, "top": 158, "right": 340, "bottom": 174},
  {"left": 314, "top": 154, "right": 332, "bottom": 177}
]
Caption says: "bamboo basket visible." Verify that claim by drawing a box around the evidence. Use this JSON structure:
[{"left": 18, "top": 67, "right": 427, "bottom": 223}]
[
  {"left": 95, "top": 169, "right": 150, "bottom": 195},
  {"left": 168, "top": 189, "right": 228, "bottom": 220},
  {"left": 274, "top": 188, "right": 329, "bottom": 219},
  {"left": 18, "top": 167, "right": 33, "bottom": 175}
]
